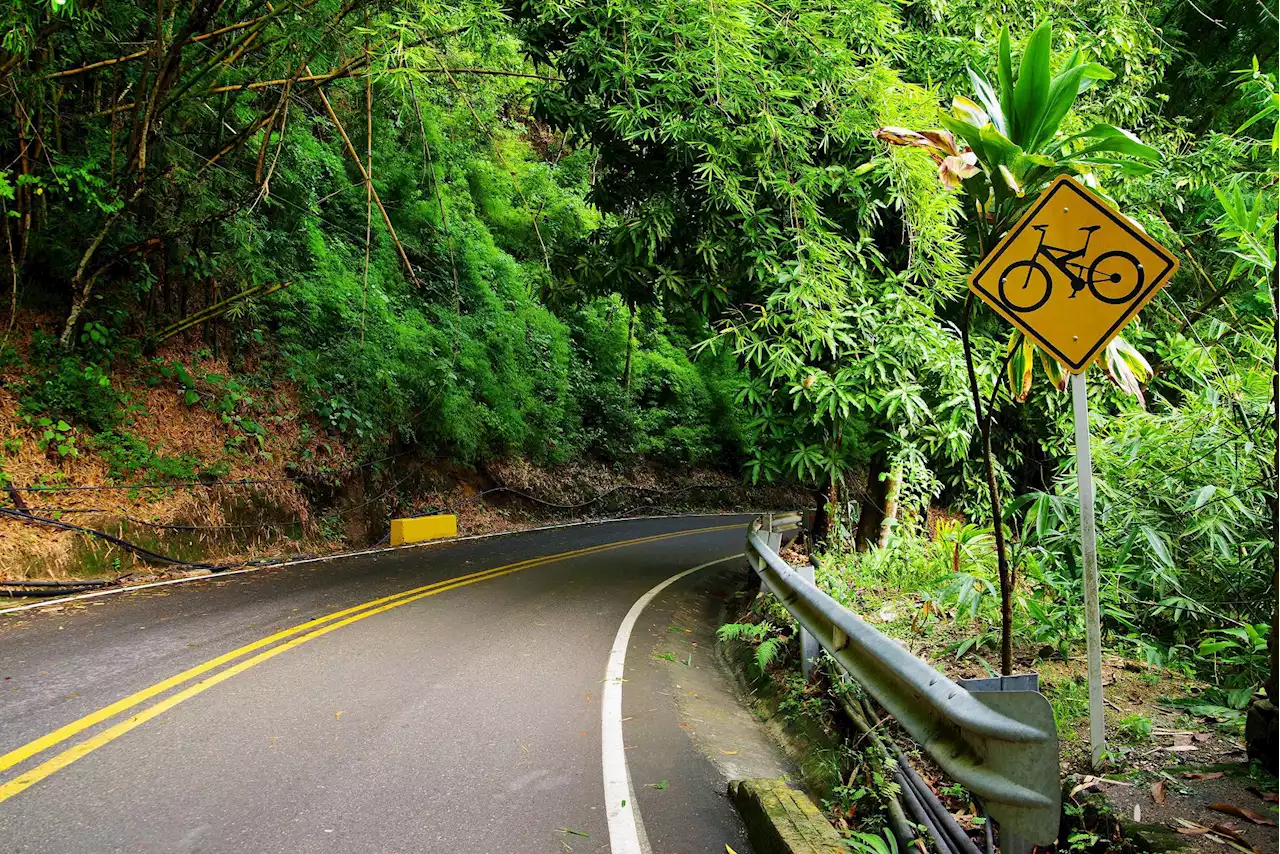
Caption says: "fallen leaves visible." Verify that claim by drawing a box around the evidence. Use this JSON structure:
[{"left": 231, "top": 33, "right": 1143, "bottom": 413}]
[
  {"left": 645, "top": 780, "right": 669, "bottom": 790},
  {"left": 1068, "top": 776, "right": 1134, "bottom": 798},
  {"left": 1174, "top": 819, "right": 1261, "bottom": 853},
  {"left": 1182, "top": 771, "right": 1226, "bottom": 780},
  {"left": 1208, "top": 803, "right": 1277, "bottom": 826},
  {"left": 1151, "top": 780, "right": 1166, "bottom": 805}
]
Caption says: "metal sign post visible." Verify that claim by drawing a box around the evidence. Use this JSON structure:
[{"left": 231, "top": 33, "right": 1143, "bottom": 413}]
[
  {"left": 965, "top": 174, "right": 1181, "bottom": 773},
  {"left": 1071, "top": 372, "right": 1107, "bottom": 769}
]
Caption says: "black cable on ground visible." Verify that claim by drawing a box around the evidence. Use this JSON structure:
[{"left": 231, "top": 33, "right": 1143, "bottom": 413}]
[
  {"left": 9, "top": 450, "right": 412, "bottom": 493},
  {"left": 0, "top": 578, "right": 111, "bottom": 587},
  {"left": 21, "top": 508, "right": 294, "bottom": 531},
  {"left": 0, "top": 506, "right": 331, "bottom": 598},
  {"left": 0, "top": 507, "right": 224, "bottom": 571}
]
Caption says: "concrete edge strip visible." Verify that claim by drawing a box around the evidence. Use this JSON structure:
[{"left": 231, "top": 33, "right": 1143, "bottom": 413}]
[
  {"left": 0, "top": 512, "right": 760, "bottom": 617},
  {"left": 601, "top": 554, "right": 740, "bottom": 854}
]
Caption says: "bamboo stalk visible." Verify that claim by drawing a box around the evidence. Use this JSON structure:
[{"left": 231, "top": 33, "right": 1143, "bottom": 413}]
[
  {"left": 361, "top": 17, "right": 372, "bottom": 346},
  {"left": 153, "top": 281, "right": 292, "bottom": 342},
  {"left": 60, "top": 182, "right": 147, "bottom": 346},
  {"left": 310, "top": 70, "right": 421, "bottom": 287},
  {"left": 3, "top": 202, "right": 16, "bottom": 331},
  {"left": 1264, "top": 203, "right": 1274, "bottom": 706},
  {"left": 42, "top": 14, "right": 274, "bottom": 79}
]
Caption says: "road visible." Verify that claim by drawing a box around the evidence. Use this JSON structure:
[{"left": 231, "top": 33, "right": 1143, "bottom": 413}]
[{"left": 0, "top": 515, "right": 766, "bottom": 853}]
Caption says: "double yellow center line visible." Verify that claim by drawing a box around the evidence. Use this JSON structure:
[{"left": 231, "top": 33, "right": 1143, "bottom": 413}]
[{"left": 0, "top": 523, "right": 739, "bottom": 804}]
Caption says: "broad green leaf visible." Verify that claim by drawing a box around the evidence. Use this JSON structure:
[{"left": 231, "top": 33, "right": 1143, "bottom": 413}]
[
  {"left": 1056, "top": 124, "right": 1159, "bottom": 161},
  {"left": 951, "top": 96, "right": 988, "bottom": 128},
  {"left": 1073, "top": 156, "right": 1156, "bottom": 176},
  {"left": 1011, "top": 21, "right": 1054, "bottom": 148},
  {"left": 1033, "top": 61, "right": 1114, "bottom": 149},
  {"left": 977, "top": 124, "right": 1023, "bottom": 184},
  {"left": 1198, "top": 640, "right": 1237, "bottom": 655},
  {"left": 997, "top": 27, "right": 1015, "bottom": 123}
]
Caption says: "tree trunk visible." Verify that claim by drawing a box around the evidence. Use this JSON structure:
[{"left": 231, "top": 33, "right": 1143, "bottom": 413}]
[
  {"left": 878, "top": 465, "right": 902, "bottom": 548},
  {"left": 810, "top": 484, "right": 830, "bottom": 549},
  {"left": 961, "top": 294, "right": 1014, "bottom": 676},
  {"left": 1268, "top": 254, "right": 1278, "bottom": 705},
  {"left": 622, "top": 300, "right": 636, "bottom": 396},
  {"left": 856, "top": 454, "right": 889, "bottom": 552}
]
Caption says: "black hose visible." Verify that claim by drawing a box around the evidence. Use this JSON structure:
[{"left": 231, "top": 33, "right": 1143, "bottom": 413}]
[
  {"left": 862, "top": 696, "right": 983, "bottom": 854},
  {"left": 9, "top": 450, "right": 413, "bottom": 493},
  {"left": 897, "top": 756, "right": 983, "bottom": 854},
  {"left": 894, "top": 764, "right": 956, "bottom": 854},
  {"left": 0, "top": 579, "right": 110, "bottom": 588},
  {"left": 835, "top": 691, "right": 923, "bottom": 853}
]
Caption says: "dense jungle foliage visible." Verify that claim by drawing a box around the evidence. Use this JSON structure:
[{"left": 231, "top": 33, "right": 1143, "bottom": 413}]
[{"left": 0, "top": 0, "right": 1275, "bottom": 703}]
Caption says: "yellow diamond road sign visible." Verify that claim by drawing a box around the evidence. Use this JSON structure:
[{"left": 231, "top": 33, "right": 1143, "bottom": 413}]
[{"left": 969, "top": 175, "right": 1179, "bottom": 373}]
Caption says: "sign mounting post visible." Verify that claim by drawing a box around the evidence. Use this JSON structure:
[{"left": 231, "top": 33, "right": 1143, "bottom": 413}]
[
  {"left": 968, "top": 175, "right": 1179, "bottom": 771},
  {"left": 1071, "top": 371, "right": 1107, "bottom": 770}
]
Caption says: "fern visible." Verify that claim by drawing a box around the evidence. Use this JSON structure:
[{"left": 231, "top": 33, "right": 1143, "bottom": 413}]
[
  {"left": 717, "top": 622, "right": 771, "bottom": 643},
  {"left": 718, "top": 622, "right": 786, "bottom": 675},
  {"left": 755, "top": 637, "right": 784, "bottom": 673}
]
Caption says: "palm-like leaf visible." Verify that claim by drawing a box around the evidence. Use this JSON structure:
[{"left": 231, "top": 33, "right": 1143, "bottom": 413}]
[{"left": 879, "top": 20, "right": 1156, "bottom": 231}]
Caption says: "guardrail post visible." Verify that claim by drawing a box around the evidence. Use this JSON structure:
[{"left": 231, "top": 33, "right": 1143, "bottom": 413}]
[
  {"left": 765, "top": 515, "right": 819, "bottom": 680},
  {"left": 797, "top": 561, "right": 819, "bottom": 679}
]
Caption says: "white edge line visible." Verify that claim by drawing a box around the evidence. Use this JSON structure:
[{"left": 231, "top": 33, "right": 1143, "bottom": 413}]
[
  {"left": 0, "top": 512, "right": 762, "bottom": 616},
  {"left": 601, "top": 554, "right": 740, "bottom": 854}
]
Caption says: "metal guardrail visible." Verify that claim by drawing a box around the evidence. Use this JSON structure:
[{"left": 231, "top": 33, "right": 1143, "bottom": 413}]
[{"left": 745, "top": 514, "right": 1061, "bottom": 852}]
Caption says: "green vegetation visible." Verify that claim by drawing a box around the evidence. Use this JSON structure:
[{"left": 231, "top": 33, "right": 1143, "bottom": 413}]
[
  {"left": 0, "top": 0, "right": 1274, "bottom": 751},
  {"left": 0, "top": 0, "right": 744, "bottom": 475}
]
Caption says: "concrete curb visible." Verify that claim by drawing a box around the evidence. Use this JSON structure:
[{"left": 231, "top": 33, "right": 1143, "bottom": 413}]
[{"left": 728, "top": 778, "right": 844, "bottom": 854}]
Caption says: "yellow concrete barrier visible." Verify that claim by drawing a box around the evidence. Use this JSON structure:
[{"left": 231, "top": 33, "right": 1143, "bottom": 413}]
[{"left": 389, "top": 514, "right": 458, "bottom": 546}]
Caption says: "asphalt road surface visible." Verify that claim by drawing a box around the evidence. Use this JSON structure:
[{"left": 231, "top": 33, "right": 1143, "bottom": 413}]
[{"left": 0, "top": 515, "right": 763, "bottom": 853}]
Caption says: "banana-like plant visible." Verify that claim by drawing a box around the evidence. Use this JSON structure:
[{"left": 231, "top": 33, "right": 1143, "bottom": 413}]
[
  {"left": 875, "top": 20, "right": 1161, "bottom": 403},
  {"left": 1005, "top": 329, "right": 1153, "bottom": 404}
]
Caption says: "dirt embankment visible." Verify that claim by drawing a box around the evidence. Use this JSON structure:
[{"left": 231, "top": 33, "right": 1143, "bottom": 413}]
[{"left": 1, "top": 325, "right": 808, "bottom": 582}]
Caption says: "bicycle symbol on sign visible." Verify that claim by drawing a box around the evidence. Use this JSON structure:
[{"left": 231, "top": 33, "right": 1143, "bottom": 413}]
[{"left": 997, "top": 224, "right": 1145, "bottom": 313}]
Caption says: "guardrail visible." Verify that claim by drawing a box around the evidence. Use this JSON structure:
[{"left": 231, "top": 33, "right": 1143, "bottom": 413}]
[{"left": 745, "top": 513, "right": 1061, "bottom": 853}]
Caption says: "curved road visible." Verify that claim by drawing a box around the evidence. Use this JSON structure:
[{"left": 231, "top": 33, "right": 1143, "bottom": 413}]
[{"left": 0, "top": 515, "right": 763, "bottom": 853}]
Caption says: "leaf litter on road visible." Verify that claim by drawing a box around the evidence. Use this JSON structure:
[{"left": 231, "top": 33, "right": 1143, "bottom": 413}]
[{"left": 1208, "top": 803, "right": 1277, "bottom": 826}]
